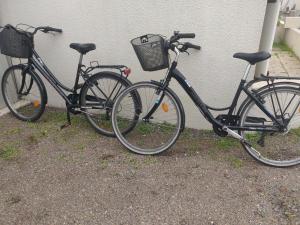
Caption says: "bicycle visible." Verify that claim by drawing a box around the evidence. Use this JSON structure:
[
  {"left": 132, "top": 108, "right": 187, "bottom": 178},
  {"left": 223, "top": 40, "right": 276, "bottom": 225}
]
[
  {"left": 0, "top": 24, "right": 133, "bottom": 136},
  {"left": 111, "top": 31, "right": 300, "bottom": 167}
]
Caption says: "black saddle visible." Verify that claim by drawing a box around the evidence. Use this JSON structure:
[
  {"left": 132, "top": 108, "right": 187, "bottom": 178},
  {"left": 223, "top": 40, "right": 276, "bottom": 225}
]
[
  {"left": 233, "top": 51, "right": 271, "bottom": 65},
  {"left": 70, "top": 43, "right": 96, "bottom": 54}
]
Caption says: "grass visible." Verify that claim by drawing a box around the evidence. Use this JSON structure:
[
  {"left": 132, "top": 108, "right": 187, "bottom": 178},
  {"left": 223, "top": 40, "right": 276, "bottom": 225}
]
[
  {"left": 0, "top": 144, "right": 20, "bottom": 160},
  {"left": 124, "top": 153, "right": 139, "bottom": 169},
  {"left": 273, "top": 41, "right": 298, "bottom": 58},
  {"left": 3, "top": 127, "right": 22, "bottom": 136},
  {"left": 215, "top": 138, "right": 239, "bottom": 150},
  {"left": 227, "top": 156, "right": 243, "bottom": 168},
  {"left": 99, "top": 159, "right": 109, "bottom": 169},
  {"left": 143, "top": 156, "right": 158, "bottom": 165},
  {"left": 273, "top": 42, "right": 294, "bottom": 52}
]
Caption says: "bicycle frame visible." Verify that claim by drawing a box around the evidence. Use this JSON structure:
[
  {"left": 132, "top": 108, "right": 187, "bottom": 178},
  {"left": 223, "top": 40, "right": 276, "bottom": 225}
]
[
  {"left": 169, "top": 67, "right": 282, "bottom": 132},
  {"left": 26, "top": 49, "right": 128, "bottom": 106},
  {"left": 146, "top": 49, "right": 294, "bottom": 133}
]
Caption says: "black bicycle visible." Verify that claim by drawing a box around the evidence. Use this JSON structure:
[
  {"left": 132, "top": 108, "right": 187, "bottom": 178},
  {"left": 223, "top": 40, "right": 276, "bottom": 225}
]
[
  {"left": 0, "top": 24, "right": 133, "bottom": 136},
  {"left": 111, "top": 31, "right": 300, "bottom": 167}
]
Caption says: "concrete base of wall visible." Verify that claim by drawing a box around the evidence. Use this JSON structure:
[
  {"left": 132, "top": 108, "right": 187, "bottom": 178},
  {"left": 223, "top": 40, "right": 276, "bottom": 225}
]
[{"left": 285, "top": 28, "right": 300, "bottom": 58}]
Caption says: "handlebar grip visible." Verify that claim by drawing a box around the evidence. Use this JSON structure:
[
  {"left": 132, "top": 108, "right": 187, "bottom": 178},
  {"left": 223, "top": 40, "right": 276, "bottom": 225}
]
[
  {"left": 44, "top": 26, "right": 63, "bottom": 33},
  {"left": 185, "top": 42, "right": 201, "bottom": 50},
  {"left": 177, "top": 33, "right": 195, "bottom": 39}
]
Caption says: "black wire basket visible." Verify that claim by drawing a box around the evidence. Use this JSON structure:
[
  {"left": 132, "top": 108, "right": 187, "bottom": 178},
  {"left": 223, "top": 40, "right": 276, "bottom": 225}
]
[
  {"left": 0, "top": 25, "right": 34, "bottom": 58},
  {"left": 131, "top": 34, "right": 169, "bottom": 71}
]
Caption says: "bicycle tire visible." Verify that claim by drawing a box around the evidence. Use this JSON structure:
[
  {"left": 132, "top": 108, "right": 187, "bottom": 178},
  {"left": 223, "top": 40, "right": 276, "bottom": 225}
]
[
  {"left": 80, "top": 71, "right": 135, "bottom": 137},
  {"left": 112, "top": 81, "right": 185, "bottom": 155},
  {"left": 1, "top": 64, "right": 47, "bottom": 122},
  {"left": 239, "top": 86, "right": 300, "bottom": 167}
]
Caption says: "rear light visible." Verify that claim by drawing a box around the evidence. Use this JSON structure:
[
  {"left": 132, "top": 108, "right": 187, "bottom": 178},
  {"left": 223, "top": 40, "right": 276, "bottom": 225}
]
[{"left": 123, "top": 68, "right": 131, "bottom": 76}]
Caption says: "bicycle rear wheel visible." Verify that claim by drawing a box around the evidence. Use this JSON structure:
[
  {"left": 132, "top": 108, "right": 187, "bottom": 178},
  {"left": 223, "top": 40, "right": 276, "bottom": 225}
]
[
  {"left": 80, "top": 72, "right": 134, "bottom": 137},
  {"left": 112, "top": 82, "right": 184, "bottom": 155},
  {"left": 1, "top": 65, "right": 47, "bottom": 121},
  {"left": 240, "top": 86, "right": 300, "bottom": 167}
]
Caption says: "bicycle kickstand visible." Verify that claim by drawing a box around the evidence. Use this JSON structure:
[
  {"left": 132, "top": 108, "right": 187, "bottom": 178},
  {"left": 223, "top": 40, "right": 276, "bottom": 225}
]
[{"left": 60, "top": 109, "right": 71, "bottom": 130}]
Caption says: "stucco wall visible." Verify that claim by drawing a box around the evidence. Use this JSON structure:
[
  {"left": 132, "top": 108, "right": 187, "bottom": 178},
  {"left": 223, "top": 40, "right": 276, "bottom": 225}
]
[{"left": 0, "top": 0, "right": 267, "bottom": 129}]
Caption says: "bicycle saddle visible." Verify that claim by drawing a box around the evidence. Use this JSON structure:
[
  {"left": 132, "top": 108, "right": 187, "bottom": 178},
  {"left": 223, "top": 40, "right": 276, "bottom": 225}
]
[
  {"left": 70, "top": 43, "right": 96, "bottom": 54},
  {"left": 233, "top": 51, "right": 271, "bottom": 65}
]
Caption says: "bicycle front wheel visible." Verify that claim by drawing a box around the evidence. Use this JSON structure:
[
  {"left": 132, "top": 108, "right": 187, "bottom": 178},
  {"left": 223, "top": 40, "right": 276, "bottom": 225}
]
[
  {"left": 240, "top": 86, "right": 300, "bottom": 167},
  {"left": 112, "top": 82, "right": 183, "bottom": 155},
  {"left": 1, "top": 65, "right": 47, "bottom": 121}
]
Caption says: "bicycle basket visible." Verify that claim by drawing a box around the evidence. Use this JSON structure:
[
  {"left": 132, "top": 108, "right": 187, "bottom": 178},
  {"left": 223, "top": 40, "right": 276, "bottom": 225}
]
[
  {"left": 131, "top": 34, "right": 169, "bottom": 71},
  {"left": 0, "top": 25, "right": 34, "bottom": 58}
]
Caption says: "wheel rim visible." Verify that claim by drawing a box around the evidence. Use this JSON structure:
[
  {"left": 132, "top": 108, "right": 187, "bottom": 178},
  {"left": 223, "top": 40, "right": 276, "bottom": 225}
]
[
  {"left": 82, "top": 75, "right": 128, "bottom": 135},
  {"left": 240, "top": 87, "right": 300, "bottom": 166},
  {"left": 112, "top": 83, "right": 181, "bottom": 154}
]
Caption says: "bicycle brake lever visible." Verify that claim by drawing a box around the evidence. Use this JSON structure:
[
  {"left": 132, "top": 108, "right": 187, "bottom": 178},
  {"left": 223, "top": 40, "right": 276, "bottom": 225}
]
[{"left": 183, "top": 50, "right": 190, "bottom": 55}]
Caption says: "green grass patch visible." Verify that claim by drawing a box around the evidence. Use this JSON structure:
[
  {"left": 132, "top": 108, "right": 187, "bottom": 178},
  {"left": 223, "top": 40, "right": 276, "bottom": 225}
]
[
  {"left": 125, "top": 153, "right": 139, "bottom": 169},
  {"left": 3, "top": 128, "right": 22, "bottom": 136},
  {"left": 143, "top": 156, "right": 158, "bottom": 165},
  {"left": 99, "top": 159, "right": 109, "bottom": 169},
  {"left": 273, "top": 42, "right": 298, "bottom": 58},
  {"left": 227, "top": 156, "right": 243, "bottom": 168},
  {"left": 0, "top": 144, "right": 20, "bottom": 160},
  {"left": 215, "top": 138, "right": 239, "bottom": 150},
  {"left": 273, "top": 42, "right": 294, "bottom": 52}
]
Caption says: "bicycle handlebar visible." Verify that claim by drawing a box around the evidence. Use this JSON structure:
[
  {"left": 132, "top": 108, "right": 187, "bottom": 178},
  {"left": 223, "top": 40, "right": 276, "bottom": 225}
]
[
  {"left": 42, "top": 26, "right": 63, "bottom": 33},
  {"left": 167, "top": 31, "right": 201, "bottom": 53},
  {"left": 182, "top": 42, "right": 201, "bottom": 51},
  {"left": 32, "top": 26, "right": 63, "bottom": 35},
  {"left": 177, "top": 33, "right": 195, "bottom": 39}
]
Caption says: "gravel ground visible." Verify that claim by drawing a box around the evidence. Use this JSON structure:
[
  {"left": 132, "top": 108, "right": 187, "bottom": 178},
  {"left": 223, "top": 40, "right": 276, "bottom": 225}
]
[{"left": 0, "top": 109, "right": 299, "bottom": 225}]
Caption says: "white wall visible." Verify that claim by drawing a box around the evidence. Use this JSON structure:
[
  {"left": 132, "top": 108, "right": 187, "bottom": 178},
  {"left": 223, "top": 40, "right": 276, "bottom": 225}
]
[
  {"left": 285, "top": 28, "right": 300, "bottom": 58},
  {"left": 0, "top": 15, "right": 7, "bottom": 108},
  {"left": 296, "top": 0, "right": 300, "bottom": 9},
  {"left": 0, "top": 0, "right": 267, "bottom": 129}
]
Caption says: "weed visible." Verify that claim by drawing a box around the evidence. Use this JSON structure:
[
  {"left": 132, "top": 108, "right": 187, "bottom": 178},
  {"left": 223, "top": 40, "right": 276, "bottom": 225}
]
[
  {"left": 143, "top": 156, "right": 158, "bottom": 165},
  {"left": 125, "top": 154, "right": 139, "bottom": 169},
  {"left": 3, "top": 128, "right": 21, "bottom": 135},
  {"left": 0, "top": 144, "right": 20, "bottom": 160},
  {"left": 58, "top": 153, "right": 68, "bottom": 161},
  {"left": 227, "top": 156, "right": 243, "bottom": 168},
  {"left": 99, "top": 159, "right": 109, "bottom": 169},
  {"left": 28, "top": 134, "right": 39, "bottom": 144},
  {"left": 273, "top": 42, "right": 294, "bottom": 52},
  {"left": 76, "top": 143, "right": 86, "bottom": 152}
]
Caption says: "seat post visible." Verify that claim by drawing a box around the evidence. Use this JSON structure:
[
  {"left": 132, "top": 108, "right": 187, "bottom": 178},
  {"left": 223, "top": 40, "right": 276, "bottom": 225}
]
[
  {"left": 74, "top": 53, "right": 84, "bottom": 91},
  {"left": 242, "top": 64, "right": 251, "bottom": 81},
  {"left": 78, "top": 53, "right": 83, "bottom": 66}
]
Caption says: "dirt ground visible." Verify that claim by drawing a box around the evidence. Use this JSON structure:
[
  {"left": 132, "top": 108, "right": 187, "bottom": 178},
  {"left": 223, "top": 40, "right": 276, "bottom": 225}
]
[{"left": 0, "top": 108, "right": 299, "bottom": 225}]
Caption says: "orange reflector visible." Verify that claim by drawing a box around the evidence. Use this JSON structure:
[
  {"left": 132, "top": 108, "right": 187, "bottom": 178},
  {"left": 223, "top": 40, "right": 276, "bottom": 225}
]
[
  {"left": 162, "top": 103, "right": 169, "bottom": 112},
  {"left": 33, "top": 100, "right": 40, "bottom": 108}
]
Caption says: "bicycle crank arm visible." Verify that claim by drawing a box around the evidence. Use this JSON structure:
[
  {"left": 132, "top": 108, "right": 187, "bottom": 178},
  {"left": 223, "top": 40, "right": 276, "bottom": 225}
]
[
  {"left": 80, "top": 106, "right": 105, "bottom": 110},
  {"left": 222, "top": 126, "right": 262, "bottom": 157}
]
